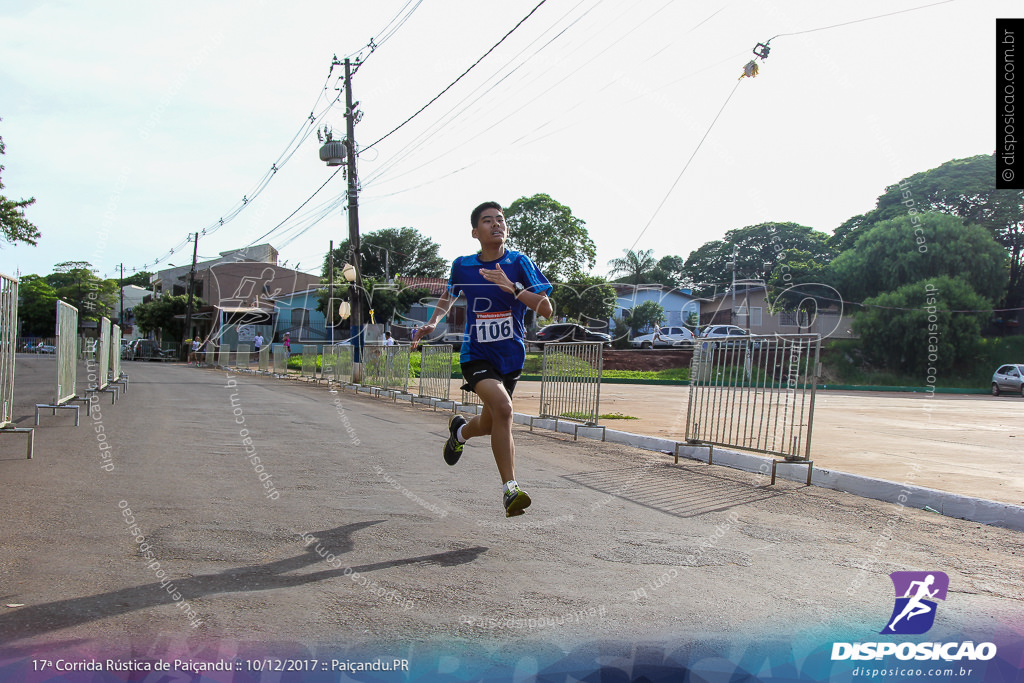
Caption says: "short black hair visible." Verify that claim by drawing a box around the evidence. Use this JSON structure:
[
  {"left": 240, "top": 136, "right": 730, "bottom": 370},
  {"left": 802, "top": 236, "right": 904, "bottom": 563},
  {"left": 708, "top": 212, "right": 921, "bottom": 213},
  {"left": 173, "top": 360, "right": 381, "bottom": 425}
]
[{"left": 471, "top": 201, "right": 503, "bottom": 229}]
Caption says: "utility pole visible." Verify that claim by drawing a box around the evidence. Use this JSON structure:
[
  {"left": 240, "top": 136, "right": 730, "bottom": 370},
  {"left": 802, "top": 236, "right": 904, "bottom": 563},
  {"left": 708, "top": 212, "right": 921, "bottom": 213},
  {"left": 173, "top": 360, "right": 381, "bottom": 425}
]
[
  {"left": 182, "top": 232, "right": 199, "bottom": 355},
  {"left": 119, "top": 263, "right": 124, "bottom": 329},
  {"left": 328, "top": 240, "right": 334, "bottom": 346},
  {"left": 344, "top": 57, "right": 364, "bottom": 363}
]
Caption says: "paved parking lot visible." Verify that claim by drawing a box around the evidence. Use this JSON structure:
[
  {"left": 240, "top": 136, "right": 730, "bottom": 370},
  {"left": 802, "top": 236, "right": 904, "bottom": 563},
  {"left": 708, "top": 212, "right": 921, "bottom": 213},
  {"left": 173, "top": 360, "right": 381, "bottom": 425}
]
[{"left": 0, "top": 356, "right": 1021, "bottom": 670}]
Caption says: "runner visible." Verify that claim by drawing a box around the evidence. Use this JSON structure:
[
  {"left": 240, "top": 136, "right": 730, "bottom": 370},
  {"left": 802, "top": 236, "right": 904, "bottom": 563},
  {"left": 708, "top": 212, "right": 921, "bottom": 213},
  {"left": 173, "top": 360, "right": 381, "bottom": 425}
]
[{"left": 412, "top": 201, "right": 553, "bottom": 517}]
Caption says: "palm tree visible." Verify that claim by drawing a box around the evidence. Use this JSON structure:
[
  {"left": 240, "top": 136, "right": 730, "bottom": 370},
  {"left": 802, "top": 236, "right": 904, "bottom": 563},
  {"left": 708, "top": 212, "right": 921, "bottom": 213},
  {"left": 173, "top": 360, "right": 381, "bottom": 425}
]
[{"left": 607, "top": 249, "right": 657, "bottom": 285}]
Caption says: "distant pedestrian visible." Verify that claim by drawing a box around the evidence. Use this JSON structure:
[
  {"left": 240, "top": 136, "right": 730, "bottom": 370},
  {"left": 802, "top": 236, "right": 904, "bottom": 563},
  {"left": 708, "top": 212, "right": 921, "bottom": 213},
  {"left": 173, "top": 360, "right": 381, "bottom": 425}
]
[
  {"left": 253, "top": 333, "right": 264, "bottom": 361},
  {"left": 189, "top": 338, "right": 200, "bottom": 365},
  {"left": 283, "top": 332, "right": 291, "bottom": 357},
  {"left": 383, "top": 331, "right": 395, "bottom": 347}
]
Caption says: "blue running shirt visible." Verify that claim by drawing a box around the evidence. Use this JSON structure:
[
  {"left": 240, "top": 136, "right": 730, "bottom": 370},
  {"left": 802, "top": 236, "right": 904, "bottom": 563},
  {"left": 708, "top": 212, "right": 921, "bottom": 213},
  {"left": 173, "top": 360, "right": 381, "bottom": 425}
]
[{"left": 447, "top": 250, "right": 552, "bottom": 375}]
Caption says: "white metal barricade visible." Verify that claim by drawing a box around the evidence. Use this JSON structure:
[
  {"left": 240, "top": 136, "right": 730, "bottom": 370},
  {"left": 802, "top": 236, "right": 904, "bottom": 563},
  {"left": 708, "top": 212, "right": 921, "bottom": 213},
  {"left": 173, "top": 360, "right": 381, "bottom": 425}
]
[
  {"left": 109, "top": 324, "right": 127, "bottom": 392},
  {"left": 88, "top": 317, "right": 117, "bottom": 403},
  {"left": 0, "top": 273, "right": 33, "bottom": 457},
  {"left": 217, "top": 344, "right": 231, "bottom": 369},
  {"left": 272, "top": 343, "right": 288, "bottom": 374},
  {"left": 236, "top": 343, "right": 252, "bottom": 372},
  {"left": 258, "top": 345, "right": 270, "bottom": 373},
  {"left": 683, "top": 334, "right": 820, "bottom": 484},
  {"left": 335, "top": 344, "right": 354, "bottom": 385},
  {"left": 35, "top": 301, "right": 85, "bottom": 426},
  {"left": 362, "top": 344, "right": 411, "bottom": 399},
  {"left": 529, "top": 342, "right": 605, "bottom": 440},
  {"left": 300, "top": 345, "right": 319, "bottom": 381},
  {"left": 418, "top": 344, "right": 455, "bottom": 410}
]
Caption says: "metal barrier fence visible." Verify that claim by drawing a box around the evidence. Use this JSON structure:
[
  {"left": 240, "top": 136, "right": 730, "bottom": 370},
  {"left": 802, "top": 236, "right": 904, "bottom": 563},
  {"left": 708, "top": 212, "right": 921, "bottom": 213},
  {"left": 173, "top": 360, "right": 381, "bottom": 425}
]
[
  {"left": 0, "top": 273, "right": 33, "bottom": 457},
  {"left": 110, "top": 324, "right": 125, "bottom": 388},
  {"left": 272, "top": 344, "right": 287, "bottom": 374},
  {"left": 217, "top": 343, "right": 231, "bottom": 368},
  {"left": 418, "top": 345, "right": 454, "bottom": 404},
  {"left": 93, "top": 317, "right": 112, "bottom": 395},
  {"left": 258, "top": 345, "right": 270, "bottom": 372},
  {"left": 322, "top": 345, "right": 339, "bottom": 383},
  {"left": 335, "top": 344, "right": 354, "bottom": 384},
  {"left": 530, "top": 342, "right": 605, "bottom": 440},
  {"left": 236, "top": 344, "right": 252, "bottom": 371},
  {"left": 362, "top": 344, "right": 411, "bottom": 396},
  {"left": 683, "top": 334, "right": 820, "bottom": 484},
  {"left": 35, "top": 301, "right": 83, "bottom": 426},
  {"left": 301, "top": 345, "right": 319, "bottom": 380}
]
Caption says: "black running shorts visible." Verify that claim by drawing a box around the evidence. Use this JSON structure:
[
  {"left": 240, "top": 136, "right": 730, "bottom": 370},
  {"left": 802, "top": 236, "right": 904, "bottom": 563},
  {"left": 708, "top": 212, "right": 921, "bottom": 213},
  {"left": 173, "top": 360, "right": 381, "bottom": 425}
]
[{"left": 460, "top": 359, "right": 521, "bottom": 397}]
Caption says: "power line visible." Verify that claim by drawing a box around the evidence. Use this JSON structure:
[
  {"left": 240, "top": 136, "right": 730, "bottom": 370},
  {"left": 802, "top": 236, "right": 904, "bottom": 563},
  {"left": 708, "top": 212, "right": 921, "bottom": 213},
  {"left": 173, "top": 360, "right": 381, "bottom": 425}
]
[{"left": 361, "top": 0, "right": 550, "bottom": 153}]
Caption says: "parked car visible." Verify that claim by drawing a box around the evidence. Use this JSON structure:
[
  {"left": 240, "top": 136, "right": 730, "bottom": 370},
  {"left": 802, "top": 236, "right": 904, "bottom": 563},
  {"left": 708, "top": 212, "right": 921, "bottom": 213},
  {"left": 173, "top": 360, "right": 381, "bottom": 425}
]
[
  {"left": 991, "top": 363, "right": 1024, "bottom": 396},
  {"left": 533, "top": 323, "right": 612, "bottom": 348},
  {"left": 630, "top": 326, "right": 695, "bottom": 349},
  {"left": 35, "top": 344, "right": 56, "bottom": 353},
  {"left": 698, "top": 324, "right": 757, "bottom": 349}
]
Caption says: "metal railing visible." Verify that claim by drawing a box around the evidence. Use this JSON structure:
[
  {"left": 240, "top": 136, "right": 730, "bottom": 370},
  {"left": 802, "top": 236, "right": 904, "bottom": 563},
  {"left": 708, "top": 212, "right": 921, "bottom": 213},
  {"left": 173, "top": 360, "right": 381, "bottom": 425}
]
[
  {"left": 530, "top": 342, "right": 605, "bottom": 440},
  {"left": 335, "top": 345, "right": 354, "bottom": 385},
  {"left": 301, "top": 345, "right": 319, "bottom": 380},
  {"left": 683, "top": 334, "right": 820, "bottom": 483},
  {"left": 236, "top": 343, "right": 252, "bottom": 371},
  {"left": 418, "top": 344, "right": 454, "bottom": 405},
  {"left": 258, "top": 345, "right": 270, "bottom": 372},
  {"left": 272, "top": 343, "right": 288, "bottom": 374},
  {"left": 0, "top": 273, "right": 33, "bottom": 457},
  {"left": 217, "top": 343, "right": 231, "bottom": 368},
  {"left": 362, "top": 344, "right": 411, "bottom": 397}
]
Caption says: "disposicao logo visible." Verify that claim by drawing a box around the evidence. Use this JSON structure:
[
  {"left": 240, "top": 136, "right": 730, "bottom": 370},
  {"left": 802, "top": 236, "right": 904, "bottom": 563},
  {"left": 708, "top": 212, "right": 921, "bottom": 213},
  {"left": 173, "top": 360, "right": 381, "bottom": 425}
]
[
  {"left": 881, "top": 571, "right": 948, "bottom": 635},
  {"left": 831, "top": 570, "right": 998, "bottom": 662}
]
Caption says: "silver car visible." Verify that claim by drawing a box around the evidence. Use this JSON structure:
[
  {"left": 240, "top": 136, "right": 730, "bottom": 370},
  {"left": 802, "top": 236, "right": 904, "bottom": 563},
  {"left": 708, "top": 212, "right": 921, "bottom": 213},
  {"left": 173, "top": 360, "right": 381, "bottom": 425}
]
[{"left": 991, "top": 364, "right": 1024, "bottom": 396}]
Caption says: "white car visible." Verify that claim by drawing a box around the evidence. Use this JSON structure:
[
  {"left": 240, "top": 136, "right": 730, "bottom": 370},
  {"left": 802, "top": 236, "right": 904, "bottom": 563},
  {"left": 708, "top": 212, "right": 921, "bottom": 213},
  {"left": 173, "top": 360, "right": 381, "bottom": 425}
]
[
  {"left": 698, "top": 324, "right": 757, "bottom": 349},
  {"left": 991, "top": 364, "right": 1024, "bottom": 396},
  {"left": 630, "top": 326, "right": 695, "bottom": 349}
]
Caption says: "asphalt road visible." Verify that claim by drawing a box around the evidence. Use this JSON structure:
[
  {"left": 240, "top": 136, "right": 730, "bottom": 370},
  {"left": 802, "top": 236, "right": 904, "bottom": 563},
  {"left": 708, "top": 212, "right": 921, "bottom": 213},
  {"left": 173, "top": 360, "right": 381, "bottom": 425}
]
[{"left": 1, "top": 356, "right": 1022, "bottom": 671}]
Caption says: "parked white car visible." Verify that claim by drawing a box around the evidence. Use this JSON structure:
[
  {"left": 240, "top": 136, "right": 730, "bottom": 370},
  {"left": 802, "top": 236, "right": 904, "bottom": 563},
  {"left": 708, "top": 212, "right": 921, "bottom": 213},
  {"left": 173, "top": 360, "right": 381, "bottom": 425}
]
[
  {"left": 991, "top": 363, "right": 1024, "bottom": 396},
  {"left": 630, "top": 326, "right": 695, "bottom": 349},
  {"left": 698, "top": 324, "right": 756, "bottom": 349}
]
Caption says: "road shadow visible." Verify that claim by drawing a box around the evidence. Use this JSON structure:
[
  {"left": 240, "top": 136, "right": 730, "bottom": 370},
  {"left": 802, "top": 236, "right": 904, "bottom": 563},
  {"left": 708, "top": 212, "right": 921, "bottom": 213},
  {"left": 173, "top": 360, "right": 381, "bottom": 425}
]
[
  {"left": 563, "top": 461, "right": 787, "bottom": 518},
  {"left": 0, "top": 521, "right": 488, "bottom": 644}
]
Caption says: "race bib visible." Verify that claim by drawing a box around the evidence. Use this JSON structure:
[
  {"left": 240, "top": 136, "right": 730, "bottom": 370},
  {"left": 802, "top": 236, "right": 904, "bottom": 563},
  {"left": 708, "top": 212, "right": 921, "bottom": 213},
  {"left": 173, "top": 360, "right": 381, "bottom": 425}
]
[{"left": 474, "top": 311, "right": 514, "bottom": 343}]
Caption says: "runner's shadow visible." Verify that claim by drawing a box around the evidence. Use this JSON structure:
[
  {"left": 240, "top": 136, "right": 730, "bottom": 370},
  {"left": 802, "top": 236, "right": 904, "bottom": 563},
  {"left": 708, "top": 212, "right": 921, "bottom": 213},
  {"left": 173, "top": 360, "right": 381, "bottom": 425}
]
[{"left": 0, "top": 521, "right": 488, "bottom": 643}]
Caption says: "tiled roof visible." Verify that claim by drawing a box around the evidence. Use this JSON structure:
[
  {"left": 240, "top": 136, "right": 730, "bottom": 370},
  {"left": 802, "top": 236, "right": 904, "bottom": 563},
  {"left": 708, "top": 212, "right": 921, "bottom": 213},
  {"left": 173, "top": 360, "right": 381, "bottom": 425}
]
[{"left": 398, "top": 277, "right": 447, "bottom": 296}]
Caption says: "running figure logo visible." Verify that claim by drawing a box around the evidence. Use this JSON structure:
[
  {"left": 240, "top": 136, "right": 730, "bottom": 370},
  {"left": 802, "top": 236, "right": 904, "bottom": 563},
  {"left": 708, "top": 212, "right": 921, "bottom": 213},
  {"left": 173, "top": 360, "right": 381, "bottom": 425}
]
[{"left": 880, "top": 571, "right": 949, "bottom": 635}]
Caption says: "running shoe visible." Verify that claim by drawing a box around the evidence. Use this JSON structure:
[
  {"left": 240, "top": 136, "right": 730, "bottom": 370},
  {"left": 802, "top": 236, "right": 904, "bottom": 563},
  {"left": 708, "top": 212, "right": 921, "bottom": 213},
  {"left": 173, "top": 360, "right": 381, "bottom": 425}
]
[
  {"left": 444, "top": 414, "right": 467, "bottom": 466},
  {"left": 503, "top": 484, "right": 532, "bottom": 517}
]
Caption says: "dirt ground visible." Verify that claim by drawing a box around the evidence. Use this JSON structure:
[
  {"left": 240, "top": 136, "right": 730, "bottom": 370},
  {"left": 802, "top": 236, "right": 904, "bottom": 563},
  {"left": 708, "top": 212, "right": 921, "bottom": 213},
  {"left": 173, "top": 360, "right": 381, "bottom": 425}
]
[{"left": 0, "top": 356, "right": 1022, "bottom": 673}]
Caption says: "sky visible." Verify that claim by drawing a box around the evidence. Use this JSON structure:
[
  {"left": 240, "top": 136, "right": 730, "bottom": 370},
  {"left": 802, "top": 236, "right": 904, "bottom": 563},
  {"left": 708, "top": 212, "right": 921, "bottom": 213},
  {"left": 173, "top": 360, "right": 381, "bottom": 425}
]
[{"left": 0, "top": 0, "right": 1013, "bottom": 285}]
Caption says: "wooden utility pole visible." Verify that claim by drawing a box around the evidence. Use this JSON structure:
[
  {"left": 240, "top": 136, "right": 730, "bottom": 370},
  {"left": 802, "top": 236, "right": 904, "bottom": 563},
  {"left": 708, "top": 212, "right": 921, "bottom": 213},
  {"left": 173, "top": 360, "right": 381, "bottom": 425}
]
[
  {"left": 182, "top": 233, "right": 199, "bottom": 352},
  {"left": 344, "top": 57, "right": 363, "bottom": 361}
]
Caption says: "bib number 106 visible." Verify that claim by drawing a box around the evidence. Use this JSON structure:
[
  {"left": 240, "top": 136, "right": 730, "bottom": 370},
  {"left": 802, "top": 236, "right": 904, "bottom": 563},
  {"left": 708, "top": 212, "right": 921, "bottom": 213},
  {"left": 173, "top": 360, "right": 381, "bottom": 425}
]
[{"left": 476, "top": 318, "right": 513, "bottom": 342}]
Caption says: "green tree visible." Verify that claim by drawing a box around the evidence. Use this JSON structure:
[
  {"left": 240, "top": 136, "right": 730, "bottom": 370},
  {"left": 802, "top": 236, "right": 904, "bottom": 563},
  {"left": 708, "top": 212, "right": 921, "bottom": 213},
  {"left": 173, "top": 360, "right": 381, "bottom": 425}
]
[
  {"left": 828, "top": 212, "right": 1007, "bottom": 305},
  {"left": 45, "top": 261, "right": 118, "bottom": 322},
  {"left": 623, "top": 300, "right": 665, "bottom": 337},
  {"left": 647, "top": 254, "right": 688, "bottom": 288},
  {"left": 0, "top": 119, "right": 41, "bottom": 246},
  {"left": 17, "top": 275, "right": 59, "bottom": 336},
  {"left": 121, "top": 271, "right": 153, "bottom": 288},
  {"left": 133, "top": 294, "right": 204, "bottom": 342},
  {"left": 550, "top": 275, "right": 617, "bottom": 327},
  {"left": 832, "top": 154, "right": 1024, "bottom": 307},
  {"left": 684, "top": 222, "right": 833, "bottom": 296},
  {"left": 853, "top": 275, "right": 990, "bottom": 375},
  {"left": 505, "top": 193, "right": 596, "bottom": 281},
  {"left": 607, "top": 249, "right": 657, "bottom": 285},
  {"left": 324, "top": 227, "right": 446, "bottom": 280}
]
